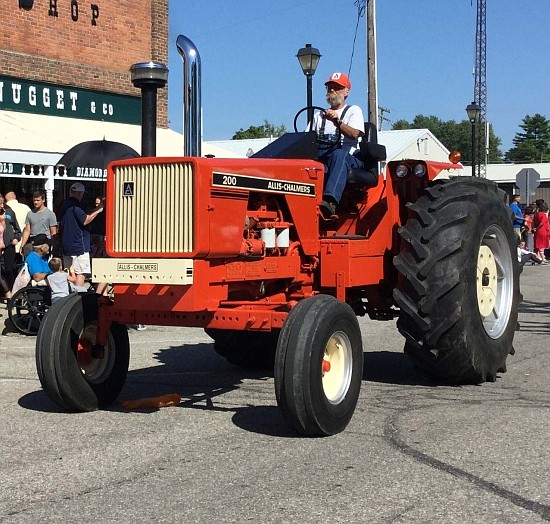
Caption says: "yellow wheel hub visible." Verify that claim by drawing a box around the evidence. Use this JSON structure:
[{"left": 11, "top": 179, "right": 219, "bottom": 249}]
[
  {"left": 477, "top": 245, "right": 498, "bottom": 317},
  {"left": 321, "top": 332, "right": 352, "bottom": 404}
]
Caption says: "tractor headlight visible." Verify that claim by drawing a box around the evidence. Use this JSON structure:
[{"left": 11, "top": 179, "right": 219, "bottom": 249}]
[
  {"left": 395, "top": 163, "right": 409, "bottom": 178},
  {"left": 413, "top": 163, "right": 427, "bottom": 178}
]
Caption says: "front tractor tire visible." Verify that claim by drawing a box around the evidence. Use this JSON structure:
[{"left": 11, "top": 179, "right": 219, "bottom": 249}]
[
  {"left": 36, "top": 293, "right": 130, "bottom": 411},
  {"left": 274, "top": 295, "right": 363, "bottom": 437},
  {"left": 393, "top": 177, "right": 520, "bottom": 384}
]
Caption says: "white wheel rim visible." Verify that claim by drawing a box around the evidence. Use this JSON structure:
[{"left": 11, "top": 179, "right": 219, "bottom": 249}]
[
  {"left": 476, "top": 225, "right": 514, "bottom": 339},
  {"left": 321, "top": 331, "right": 353, "bottom": 404}
]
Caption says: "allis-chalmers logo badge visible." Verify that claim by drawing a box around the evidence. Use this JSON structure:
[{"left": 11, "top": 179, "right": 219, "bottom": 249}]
[{"left": 19, "top": 0, "right": 100, "bottom": 26}]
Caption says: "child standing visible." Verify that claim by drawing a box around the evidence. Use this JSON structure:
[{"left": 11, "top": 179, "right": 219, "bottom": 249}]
[{"left": 46, "top": 257, "right": 86, "bottom": 303}]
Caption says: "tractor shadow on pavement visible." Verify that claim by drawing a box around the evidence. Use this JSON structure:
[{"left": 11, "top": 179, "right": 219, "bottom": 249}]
[
  {"left": 125, "top": 342, "right": 297, "bottom": 437},
  {"left": 19, "top": 341, "right": 297, "bottom": 437},
  {"left": 517, "top": 299, "right": 550, "bottom": 335},
  {"left": 20, "top": 342, "right": 436, "bottom": 437},
  {"left": 362, "top": 351, "right": 438, "bottom": 386}
]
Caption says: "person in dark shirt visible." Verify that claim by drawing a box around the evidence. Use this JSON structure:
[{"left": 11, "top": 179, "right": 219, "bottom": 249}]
[
  {"left": 89, "top": 195, "right": 107, "bottom": 258},
  {"left": 60, "top": 182, "right": 104, "bottom": 287}
]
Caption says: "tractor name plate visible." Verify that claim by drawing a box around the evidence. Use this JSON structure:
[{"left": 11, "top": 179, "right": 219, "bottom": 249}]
[
  {"left": 92, "top": 258, "right": 194, "bottom": 285},
  {"left": 212, "top": 172, "right": 315, "bottom": 196}
]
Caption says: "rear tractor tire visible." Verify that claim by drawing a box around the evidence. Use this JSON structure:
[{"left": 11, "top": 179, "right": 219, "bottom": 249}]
[{"left": 393, "top": 177, "right": 520, "bottom": 384}]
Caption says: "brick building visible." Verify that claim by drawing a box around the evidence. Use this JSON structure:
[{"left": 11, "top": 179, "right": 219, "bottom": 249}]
[{"left": 0, "top": 0, "right": 171, "bottom": 208}]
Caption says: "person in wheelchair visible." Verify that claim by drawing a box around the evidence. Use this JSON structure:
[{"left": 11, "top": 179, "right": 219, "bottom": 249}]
[
  {"left": 25, "top": 234, "right": 52, "bottom": 283},
  {"left": 8, "top": 251, "right": 89, "bottom": 337},
  {"left": 309, "top": 72, "right": 365, "bottom": 218},
  {"left": 7, "top": 233, "right": 52, "bottom": 335}
]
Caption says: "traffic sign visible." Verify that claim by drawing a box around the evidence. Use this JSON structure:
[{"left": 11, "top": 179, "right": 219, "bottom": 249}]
[{"left": 515, "top": 168, "right": 540, "bottom": 200}]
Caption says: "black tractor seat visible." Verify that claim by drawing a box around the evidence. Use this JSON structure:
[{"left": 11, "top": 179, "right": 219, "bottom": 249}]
[{"left": 345, "top": 123, "right": 386, "bottom": 190}]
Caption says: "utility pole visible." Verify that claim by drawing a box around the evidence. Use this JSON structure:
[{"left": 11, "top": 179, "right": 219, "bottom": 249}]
[
  {"left": 366, "top": 0, "right": 378, "bottom": 128},
  {"left": 378, "top": 106, "right": 391, "bottom": 131}
]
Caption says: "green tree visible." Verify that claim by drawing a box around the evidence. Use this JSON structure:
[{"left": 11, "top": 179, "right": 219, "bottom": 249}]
[
  {"left": 392, "top": 114, "right": 503, "bottom": 163},
  {"left": 505, "top": 114, "right": 550, "bottom": 163},
  {"left": 232, "top": 119, "right": 286, "bottom": 140}
]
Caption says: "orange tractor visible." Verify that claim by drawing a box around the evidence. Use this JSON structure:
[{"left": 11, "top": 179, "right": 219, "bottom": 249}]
[{"left": 36, "top": 44, "right": 520, "bottom": 437}]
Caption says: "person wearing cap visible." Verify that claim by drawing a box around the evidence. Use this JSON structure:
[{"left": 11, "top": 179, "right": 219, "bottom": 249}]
[
  {"left": 25, "top": 234, "right": 53, "bottom": 283},
  {"left": 309, "top": 72, "right": 365, "bottom": 218},
  {"left": 20, "top": 190, "right": 58, "bottom": 256},
  {"left": 60, "top": 182, "right": 104, "bottom": 287}
]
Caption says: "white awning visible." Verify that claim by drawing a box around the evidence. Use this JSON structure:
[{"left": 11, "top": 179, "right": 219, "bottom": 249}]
[{"left": 0, "top": 110, "right": 239, "bottom": 167}]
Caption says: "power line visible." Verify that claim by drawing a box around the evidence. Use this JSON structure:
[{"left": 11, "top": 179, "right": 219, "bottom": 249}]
[
  {"left": 378, "top": 106, "right": 391, "bottom": 131},
  {"left": 348, "top": 0, "right": 366, "bottom": 77}
]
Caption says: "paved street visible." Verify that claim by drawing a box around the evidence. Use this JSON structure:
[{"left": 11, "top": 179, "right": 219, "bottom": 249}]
[{"left": 0, "top": 266, "right": 549, "bottom": 523}]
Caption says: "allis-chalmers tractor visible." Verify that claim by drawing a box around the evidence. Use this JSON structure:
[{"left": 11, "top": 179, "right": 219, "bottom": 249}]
[{"left": 36, "top": 41, "right": 520, "bottom": 437}]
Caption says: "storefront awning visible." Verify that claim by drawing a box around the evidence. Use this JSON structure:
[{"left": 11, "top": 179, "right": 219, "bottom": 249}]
[{"left": 0, "top": 110, "right": 239, "bottom": 170}]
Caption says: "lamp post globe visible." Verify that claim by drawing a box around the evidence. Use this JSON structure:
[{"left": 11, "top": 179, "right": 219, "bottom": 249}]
[
  {"left": 466, "top": 101, "right": 481, "bottom": 177},
  {"left": 296, "top": 44, "right": 321, "bottom": 125}
]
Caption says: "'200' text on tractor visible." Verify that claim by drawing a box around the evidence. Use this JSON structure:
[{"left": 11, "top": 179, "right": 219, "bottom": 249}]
[{"left": 36, "top": 39, "right": 520, "bottom": 437}]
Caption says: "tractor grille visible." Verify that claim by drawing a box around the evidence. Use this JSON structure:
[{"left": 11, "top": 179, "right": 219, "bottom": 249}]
[{"left": 112, "top": 162, "right": 194, "bottom": 253}]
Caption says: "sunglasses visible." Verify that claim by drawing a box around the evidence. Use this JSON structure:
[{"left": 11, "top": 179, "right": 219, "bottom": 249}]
[{"left": 326, "top": 84, "right": 346, "bottom": 92}]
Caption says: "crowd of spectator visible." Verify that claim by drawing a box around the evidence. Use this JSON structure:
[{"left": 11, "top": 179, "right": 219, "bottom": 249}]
[
  {"left": 510, "top": 196, "right": 550, "bottom": 266},
  {"left": 0, "top": 187, "right": 147, "bottom": 331}
]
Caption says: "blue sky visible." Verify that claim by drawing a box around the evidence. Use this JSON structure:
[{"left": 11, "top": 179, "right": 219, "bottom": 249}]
[{"left": 167, "top": 1, "right": 549, "bottom": 153}]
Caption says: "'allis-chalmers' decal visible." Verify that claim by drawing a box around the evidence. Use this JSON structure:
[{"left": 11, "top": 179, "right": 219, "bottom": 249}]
[{"left": 212, "top": 172, "right": 315, "bottom": 197}]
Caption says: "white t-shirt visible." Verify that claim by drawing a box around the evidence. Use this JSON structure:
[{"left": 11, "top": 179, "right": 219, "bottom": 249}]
[{"left": 310, "top": 104, "right": 365, "bottom": 154}]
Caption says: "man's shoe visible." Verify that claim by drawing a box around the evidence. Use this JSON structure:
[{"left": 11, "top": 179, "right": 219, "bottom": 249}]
[{"left": 319, "top": 200, "right": 336, "bottom": 218}]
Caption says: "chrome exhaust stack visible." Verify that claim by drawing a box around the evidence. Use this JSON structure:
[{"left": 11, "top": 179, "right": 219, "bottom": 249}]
[{"left": 176, "top": 35, "right": 202, "bottom": 157}]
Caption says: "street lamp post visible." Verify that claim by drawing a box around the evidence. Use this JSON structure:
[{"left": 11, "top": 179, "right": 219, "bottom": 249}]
[
  {"left": 296, "top": 44, "right": 321, "bottom": 125},
  {"left": 466, "top": 101, "right": 481, "bottom": 177}
]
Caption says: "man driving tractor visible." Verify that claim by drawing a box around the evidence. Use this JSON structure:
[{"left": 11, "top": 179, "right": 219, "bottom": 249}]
[{"left": 309, "top": 72, "right": 365, "bottom": 218}]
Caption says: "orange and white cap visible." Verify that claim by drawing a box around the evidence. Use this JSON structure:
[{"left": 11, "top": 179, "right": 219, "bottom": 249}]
[{"left": 325, "top": 72, "right": 351, "bottom": 89}]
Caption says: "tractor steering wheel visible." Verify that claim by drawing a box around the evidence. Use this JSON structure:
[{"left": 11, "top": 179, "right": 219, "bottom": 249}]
[{"left": 293, "top": 106, "right": 342, "bottom": 150}]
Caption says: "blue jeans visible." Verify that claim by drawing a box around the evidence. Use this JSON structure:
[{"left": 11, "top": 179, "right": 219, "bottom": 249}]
[{"left": 320, "top": 148, "right": 365, "bottom": 203}]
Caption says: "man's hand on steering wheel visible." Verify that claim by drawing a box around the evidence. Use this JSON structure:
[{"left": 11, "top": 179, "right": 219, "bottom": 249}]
[
  {"left": 323, "top": 108, "right": 341, "bottom": 127},
  {"left": 293, "top": 106, "right": 342, "bottom": 149}
]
